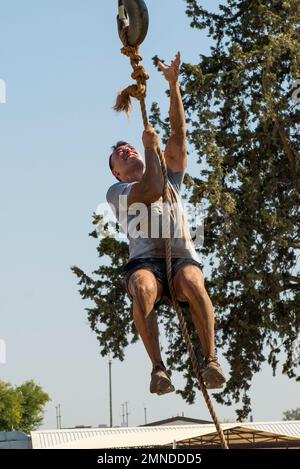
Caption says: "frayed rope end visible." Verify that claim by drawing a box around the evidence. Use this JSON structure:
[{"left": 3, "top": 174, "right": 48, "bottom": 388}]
[{"left": 114, "top": 89, "right": 133, "bottom": 115}]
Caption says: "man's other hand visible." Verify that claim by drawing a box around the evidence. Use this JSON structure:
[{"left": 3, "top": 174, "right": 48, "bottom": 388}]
[
  {"left": 157, "top": 52, "right": 181, "bottom": 85},
  {"left": 142, "top": 125, "right": 160, "bottom": 150}
]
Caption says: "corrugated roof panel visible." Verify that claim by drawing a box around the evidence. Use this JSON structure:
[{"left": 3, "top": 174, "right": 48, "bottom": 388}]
[
  {"left": 31, "top": 421, "right": 300, "bottom": 449},
  {"left": 31, "top": 425, "right": 218, "bottom": 449},
  {"left": 243, "top": 421, "right": 300, "bottom": 438}
]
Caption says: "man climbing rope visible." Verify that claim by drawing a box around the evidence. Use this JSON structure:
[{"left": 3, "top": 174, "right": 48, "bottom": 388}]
[{"left": 107, "top": 52, "right": 226, "bottom": 395}]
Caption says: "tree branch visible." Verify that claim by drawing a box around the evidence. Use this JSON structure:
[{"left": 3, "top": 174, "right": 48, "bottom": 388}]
[{"left": 275, "top": 120, "right": 298, "bottom": 178}]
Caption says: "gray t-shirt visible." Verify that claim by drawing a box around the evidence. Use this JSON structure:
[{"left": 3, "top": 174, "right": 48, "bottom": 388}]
[{"left": 106, "top": 168, "right": 199, "bottom": 262}]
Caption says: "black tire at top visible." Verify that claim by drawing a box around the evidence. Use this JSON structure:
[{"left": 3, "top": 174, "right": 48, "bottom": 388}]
[{"left": 117, "top": 0, "right": 149, "bottom": 47}]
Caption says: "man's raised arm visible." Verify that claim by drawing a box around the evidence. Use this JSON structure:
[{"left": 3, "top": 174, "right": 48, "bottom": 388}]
[{"left": 158, "top": 52, "right": 187, "bottom": 173}]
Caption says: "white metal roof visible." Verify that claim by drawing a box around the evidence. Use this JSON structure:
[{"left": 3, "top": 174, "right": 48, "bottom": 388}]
[
  {"left": 31, "top": 421, "right": 300, "bottom": 449},
  {"left": 243, "top": 421, "right": 300, "bottom": 439}
]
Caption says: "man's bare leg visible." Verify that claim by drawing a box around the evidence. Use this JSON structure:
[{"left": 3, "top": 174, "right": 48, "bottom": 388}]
[
  {"left": 133, "top": 305, "right": 162, "bottom": 366},
  {"left": 173, "top": 265, "right": 226, "bottom": 388},
  {"left": 128, "top": 269, "right": 163, "bottom": 366},
  {"left": 128, "top": 269, "right": 175, "bottom": 394},
  {"left": 173, "top": 266, "right": 215, "bottom": 358}
]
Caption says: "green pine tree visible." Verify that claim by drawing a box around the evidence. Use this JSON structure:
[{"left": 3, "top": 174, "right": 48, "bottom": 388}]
[{"left": 72, "top": 0, "right": 300, "bottom": 420}]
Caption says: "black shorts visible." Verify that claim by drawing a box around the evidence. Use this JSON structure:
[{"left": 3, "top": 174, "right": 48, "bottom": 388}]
[{"left": 122, "top": 257, "right": 204, "bottom": 310}]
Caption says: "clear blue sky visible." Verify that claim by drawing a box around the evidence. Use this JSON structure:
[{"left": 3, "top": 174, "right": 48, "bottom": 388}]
[{"left": 0, "top": 0, "right": 298, "bottom": 429}]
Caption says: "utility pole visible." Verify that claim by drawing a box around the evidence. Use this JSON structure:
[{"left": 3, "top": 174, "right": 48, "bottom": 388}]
[
  {"left": 58, "top": 404, "right": 62, "bottom": 429},
  {"left": 122, "top": 403, "right": 125, "bottom": 426},
  {"left": 55, "top": 405, "right": 58, "bottom": 429},
  {"left": 125, "top": 401, "right": 129, "bottom": 427},
  {"left": 55, "top": 404, "right": 62, "bottom": 429},
  {"left": 109, "top": 360, "right": 113, "bottom": 427},
  {"left": 144, "top": 406, "right": 147, "bottom": 425}
]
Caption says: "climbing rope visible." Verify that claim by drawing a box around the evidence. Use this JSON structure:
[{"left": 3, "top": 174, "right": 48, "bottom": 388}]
[{"left": 115, "top": 26, "right": 229, "bottom": 450}]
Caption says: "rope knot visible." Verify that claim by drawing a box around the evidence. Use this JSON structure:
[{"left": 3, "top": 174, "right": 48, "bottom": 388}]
[
  {"left": 115, "top": 28, "right": 148, "bottom": 116},
  {"left": 131, "top": 65, "right": 149, "bottom": 83},
  {"left": 120, "top": 46, "right": 143, "bottom": 63}
]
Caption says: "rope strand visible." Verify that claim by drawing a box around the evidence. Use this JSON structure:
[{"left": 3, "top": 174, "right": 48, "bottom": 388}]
[{"left": 115, "top": 31, "right": 228, "bottom": 450}]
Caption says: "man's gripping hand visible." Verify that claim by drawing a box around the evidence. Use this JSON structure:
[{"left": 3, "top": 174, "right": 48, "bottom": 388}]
[{"left": 142, "top": 125, "right": 160, "bottom": 151}]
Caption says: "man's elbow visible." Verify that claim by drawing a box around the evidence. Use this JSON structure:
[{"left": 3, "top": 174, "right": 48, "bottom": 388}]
[
  {"left": 146, "top": 193, "right": 162, "bottom": 204},
  {"left": 143, "top": 184, "right": 163, "bottom": 204}
]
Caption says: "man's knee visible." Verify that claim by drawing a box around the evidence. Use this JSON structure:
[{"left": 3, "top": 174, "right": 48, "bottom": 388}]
[
  {"left": 174, "top": 266, "right": 206, "bottom": 302},
  {"left": 129, "top": 270, "right": 158, "bottom": 304}
]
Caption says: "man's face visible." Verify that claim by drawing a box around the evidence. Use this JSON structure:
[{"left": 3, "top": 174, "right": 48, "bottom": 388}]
[{"left": 111, "top": 144, "right": 145, "bottom": 182}]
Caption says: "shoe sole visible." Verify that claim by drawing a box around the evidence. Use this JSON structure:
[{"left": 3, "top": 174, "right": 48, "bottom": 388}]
[
  {"left": 150, "top": 377, "right": 175, "bottom": 395},
  {"left": 155, "top": 384, "right": 175, "bottom": 396},
  {"left": 202, "top": 367, "right": 226, "bottom": 390}
]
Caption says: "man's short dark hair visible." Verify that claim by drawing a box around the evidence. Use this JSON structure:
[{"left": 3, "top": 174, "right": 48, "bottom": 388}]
[{"left": 109, "top": 141, "right": 129, "bottom": 182}]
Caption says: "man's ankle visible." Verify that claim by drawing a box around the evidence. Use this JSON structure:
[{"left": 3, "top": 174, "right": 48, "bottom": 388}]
[
  {"left": 152, "top": 360, "right": 166, "bottom": 371},
  {"left": 204, "top": 355, "right": 218, "bottom": 365}
]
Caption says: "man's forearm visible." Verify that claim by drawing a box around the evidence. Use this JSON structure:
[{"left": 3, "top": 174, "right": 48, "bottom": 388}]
[
  {"left": 169, "top": 82, "right": 186, "bottom": 135},
  {"left": 141, "top": 148, "right": 164, "bottom": 196}
]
